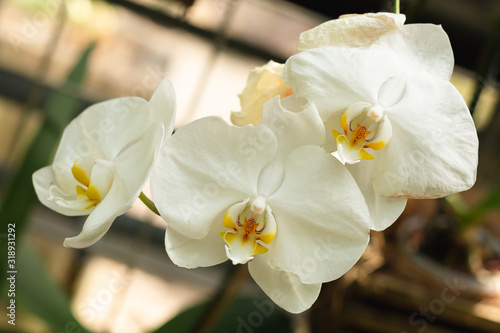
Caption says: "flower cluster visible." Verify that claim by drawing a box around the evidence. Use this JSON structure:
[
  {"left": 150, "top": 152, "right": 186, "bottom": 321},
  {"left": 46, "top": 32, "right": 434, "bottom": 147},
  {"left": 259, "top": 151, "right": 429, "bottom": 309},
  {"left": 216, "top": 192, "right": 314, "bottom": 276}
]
[{"left": 33, "top": 12, "right": 478, "bottom": 313}]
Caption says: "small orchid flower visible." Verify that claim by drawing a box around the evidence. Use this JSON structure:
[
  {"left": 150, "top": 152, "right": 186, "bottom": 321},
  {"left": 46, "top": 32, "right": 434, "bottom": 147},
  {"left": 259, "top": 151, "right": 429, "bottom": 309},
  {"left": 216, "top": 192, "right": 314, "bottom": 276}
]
[
  {"left": 297, "top": 12, "right": 454, "bottom": 81},
  {"left": 33, "top": 78, "right": 176, "bottom": 248},
  {"left": 283, "top": 45, "right": 478, "bottom": 230},
  {"left": 151, "top": 97, "right": 371, "bottom": 313},
  {"left": 231, "top": 60, "right": 292, "bottom": 126}
]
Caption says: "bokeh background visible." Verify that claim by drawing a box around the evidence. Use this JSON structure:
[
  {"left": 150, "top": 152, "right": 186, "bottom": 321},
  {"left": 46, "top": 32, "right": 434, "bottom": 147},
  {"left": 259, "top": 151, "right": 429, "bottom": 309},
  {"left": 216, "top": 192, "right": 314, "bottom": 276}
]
[{"left": 0, "top": 0, "right": 499, "bottom": 332}]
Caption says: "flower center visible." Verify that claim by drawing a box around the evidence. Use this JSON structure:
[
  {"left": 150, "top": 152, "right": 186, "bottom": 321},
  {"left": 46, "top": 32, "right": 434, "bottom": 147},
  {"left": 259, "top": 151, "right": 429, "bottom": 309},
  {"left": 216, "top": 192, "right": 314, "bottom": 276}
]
[
  {"left": 353, "top": 123, "right": 371, "bottom": 143},
  {"left": 332, "top": 102, "right": 392, "bottom": 164},
  {"left": 49, "top": 156, "right": 114, "bottom": 210},
  {"left": 220, "top": 197, "right": 276, "bottom": 265}
]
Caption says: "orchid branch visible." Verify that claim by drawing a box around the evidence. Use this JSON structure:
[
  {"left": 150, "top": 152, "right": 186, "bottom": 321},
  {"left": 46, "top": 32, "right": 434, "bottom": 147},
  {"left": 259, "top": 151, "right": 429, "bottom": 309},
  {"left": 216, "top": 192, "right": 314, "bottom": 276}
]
[
  {"left": 394, "top": 0, "right": 400, "bottom": 14},
  {"left": 139, "top": 191, "right": 160, "bottom": 216}
]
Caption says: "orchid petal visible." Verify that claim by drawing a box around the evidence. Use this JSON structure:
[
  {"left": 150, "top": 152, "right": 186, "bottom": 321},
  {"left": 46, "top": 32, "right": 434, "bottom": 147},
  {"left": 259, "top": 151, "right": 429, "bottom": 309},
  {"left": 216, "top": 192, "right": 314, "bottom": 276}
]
[
  {"left": 374, "top": 73, "right": 478, "bottom": 198},
  {"left": 231, "top": 61, "right": 291, "bottom": 126},
  {"left": 165, "top": 217, "right": 228, "bottom": 269},
  {"left": 283, "top": 47, "right": 400, "bottom": 121},
  {"left": 63, "top": 178, "right": 130, "bottom": 248},
  {"left": 347, "top": 161, "right": 407, "bottom": 231},
  {"left": 268, "top": 146, "right": 370, "bottom": 284},
  {"left": 33, "top": 166, "right": 89, "bottom": 216},
  {"left": 149, "top": 77, "right": 177, "bottom": 136},
  {"left": 114, "top": 123, "right": 164, "bottom": 199},
  {"left": 249, "top": 255, "right": 321, "bottom": 314},
  {"left": 257, "top": 96, "right": 325, "bottom": 196},
  {"left": 151, "top": 117, "right": 278, "bottom": 239},
  {"left": 297, "top": 13, "right": 405, "bottom": 51},
  {"left": 297, "top": 13, "right": 453, "bottom": 80},
  {"left": 378, "top": 24, "right": 454, "bottom": 80},
  {"left": 53, "top": 97, "right": 153, "bottom": 163},
  {"left": 86, "top": 161, "right": 114, "bottom": 202}
]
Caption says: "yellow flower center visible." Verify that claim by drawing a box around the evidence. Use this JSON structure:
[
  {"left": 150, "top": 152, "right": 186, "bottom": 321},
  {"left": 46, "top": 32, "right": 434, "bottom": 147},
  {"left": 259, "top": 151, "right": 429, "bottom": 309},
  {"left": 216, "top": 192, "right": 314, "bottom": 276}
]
[
  {"left": 352, "top": 123, "right": 371, "bottom": 144},
  {"left": 220, "top": 198, "right": 276, "bottom": 265},
  {"left": 331, "top": 102, "right": 392, "bottom": 164},
  {"left": 57, "top": 156, "right": 114, "bottom": 210}
]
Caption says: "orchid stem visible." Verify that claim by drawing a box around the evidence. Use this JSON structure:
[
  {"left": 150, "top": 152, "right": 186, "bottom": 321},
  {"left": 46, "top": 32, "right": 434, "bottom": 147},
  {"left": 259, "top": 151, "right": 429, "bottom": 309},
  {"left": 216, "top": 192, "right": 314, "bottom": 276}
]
[
  {"left": 191, "top": 264, "right": 249, "bottom": 333},
  {"left": 394, "top": 0, "right": 400, "bottom": 14},
  {"left": 139, "top": 191, "right": 160, "bottom": 216}
]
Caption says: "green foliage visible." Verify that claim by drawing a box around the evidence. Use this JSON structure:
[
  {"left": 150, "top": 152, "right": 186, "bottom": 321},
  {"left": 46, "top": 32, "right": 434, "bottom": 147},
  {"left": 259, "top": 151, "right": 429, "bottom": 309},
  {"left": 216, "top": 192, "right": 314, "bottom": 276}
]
[
  {"left": 1, "top": 43, "right": 94, "bottom": 331},
  {"left": 16, "top": 238, "right": 90, "bottom": 333},
  {"left": 446, "top": 182, "right": 500, "bottom": 229},
  {"left": 0, "top": 43, "right": 94, "bottom": 243}
]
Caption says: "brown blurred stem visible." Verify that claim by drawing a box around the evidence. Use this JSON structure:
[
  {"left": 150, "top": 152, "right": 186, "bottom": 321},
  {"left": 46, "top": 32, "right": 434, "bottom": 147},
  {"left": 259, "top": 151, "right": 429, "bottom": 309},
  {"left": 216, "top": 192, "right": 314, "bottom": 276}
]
[{"left": 191, "top": 264, "right": 250, "bottom": 333}]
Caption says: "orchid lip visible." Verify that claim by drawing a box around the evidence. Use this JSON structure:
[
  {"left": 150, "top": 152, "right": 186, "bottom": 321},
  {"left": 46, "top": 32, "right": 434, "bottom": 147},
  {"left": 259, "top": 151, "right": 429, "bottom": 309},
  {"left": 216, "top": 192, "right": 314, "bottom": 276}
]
[
  {"left": 220, "top": 197, "right": 276, "bottom": 265},
  {"left": 50, "top": 157, "right": 114, "bottom": 210},
  {"left": 332, "top": 103, "right": 392, "bottom": 164}
]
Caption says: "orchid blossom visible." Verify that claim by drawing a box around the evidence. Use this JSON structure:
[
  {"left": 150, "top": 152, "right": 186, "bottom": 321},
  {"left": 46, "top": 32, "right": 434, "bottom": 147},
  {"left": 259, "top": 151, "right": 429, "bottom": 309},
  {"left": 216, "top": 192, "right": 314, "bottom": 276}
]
[
  {"left": 151, "top": 97, "right": 371, "bottom": 313},
  {"left": 33, "top": 78, "right": 176, "bottom": 248},
  {"left": 231, "top": 60, "right": 292, "bottom": 126},
  {"left": 283, "top": 45, "right": 478, "bottom": 230},
  {"left": 297, "top": 12, "right": 454, "bottom": 81}
]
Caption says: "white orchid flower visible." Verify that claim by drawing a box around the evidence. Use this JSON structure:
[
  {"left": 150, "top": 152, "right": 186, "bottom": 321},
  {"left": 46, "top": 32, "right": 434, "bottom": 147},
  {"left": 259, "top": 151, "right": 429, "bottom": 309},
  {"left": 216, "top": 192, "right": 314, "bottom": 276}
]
[
  {"left": 33, "top": 78, "right": 176, "bottom": 248},
  {"left": 283, "top": 45, "right": 478, "bottom": 231},
  {"left": 151, "top": 97, "right": 371, "bottom": 313},
  {"left": 231, "top": 60, "right": 292, "bottom": 126},
  {"left": 297, "top": 12, "right": 454, "bottom": 81}
]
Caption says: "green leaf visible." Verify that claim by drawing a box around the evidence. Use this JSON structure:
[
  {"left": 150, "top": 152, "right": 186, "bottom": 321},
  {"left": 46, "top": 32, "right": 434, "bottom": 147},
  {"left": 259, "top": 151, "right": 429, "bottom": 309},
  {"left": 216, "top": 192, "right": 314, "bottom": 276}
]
[
  {"left": 153, "top": 296, "right": 293, "bottom": 333},
  {"left": 462, "top": 182, "right": 500, "bottom": 228},
  {"left": 1, "top": 43, "right": 94, "bottom": 331},
  {"left": 15, "top": 238, "right": 90, "bottom": 333},
  {"left": 0, "top": 43, "right": 95, "bottom": 237}
]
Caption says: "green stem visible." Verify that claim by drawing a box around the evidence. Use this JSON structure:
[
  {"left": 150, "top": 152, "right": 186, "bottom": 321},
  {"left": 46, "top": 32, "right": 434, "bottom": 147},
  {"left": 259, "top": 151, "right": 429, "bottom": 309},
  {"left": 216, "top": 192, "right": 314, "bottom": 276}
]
[
  {"left": 139, "top": 192, "right": 160, "bottom": 215},
  {"left": 191, "top": 264, "right": 249, "bottom": 333},
  {"left": 394, "top": 0, "right": 400, "bottom": 14}
]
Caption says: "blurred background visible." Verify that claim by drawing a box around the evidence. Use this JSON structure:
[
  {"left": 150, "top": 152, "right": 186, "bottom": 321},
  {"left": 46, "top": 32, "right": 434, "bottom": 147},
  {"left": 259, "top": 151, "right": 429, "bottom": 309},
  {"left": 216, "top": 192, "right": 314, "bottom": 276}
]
[{"left": 0, "top": 0, "right": 499, "bottom": 332}]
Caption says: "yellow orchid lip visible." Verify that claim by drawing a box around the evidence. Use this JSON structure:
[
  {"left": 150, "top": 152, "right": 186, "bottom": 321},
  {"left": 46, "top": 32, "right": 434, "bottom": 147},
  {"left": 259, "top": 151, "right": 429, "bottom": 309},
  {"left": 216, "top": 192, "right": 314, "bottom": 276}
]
[
  {"left": 332, "top": 102, "right": 392, "bottom": 164},
  {"left": 220, "top": 198, "right": 276, "bottom": 265}
]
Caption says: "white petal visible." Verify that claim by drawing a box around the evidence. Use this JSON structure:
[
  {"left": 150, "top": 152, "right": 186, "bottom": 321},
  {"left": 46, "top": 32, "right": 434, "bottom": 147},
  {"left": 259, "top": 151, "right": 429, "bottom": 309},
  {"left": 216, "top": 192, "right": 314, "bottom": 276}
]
[
  {"left": 347, "top": 161, "right": 407, "bottom": 231},
  {"left": 86, "top": 161, "right": 114, "bottom": 202},
  {"left": 297, "top": 13, "right": 453, "bottom": 80},
  {"left": 374, "top": 74, "right": 478, "bottom": 198},
  {"left": 257, "top": 97, "right": 325, "bottom": 196},
  {"left": 151, "top": 117, "right": 278, "bottom": 239},
  {"left": 283, "top": 47, "right": 400, "bottom": 121},
  {"left": 165, "top": 218, "right": 228, "bottom": 269},
  {"left": 149, "top": 77, "right": 177, "bottom": 136},
  {"left": 231, "top": 60, "right": 290, "bottom": 126},
  {"left": 53, "top": 97, "right": 153, "bottom": 164},
  {"left": 268, "top": 146, "right": 371, "bottom": 284},
  {"left": 379, "top": 24, "right": 454, "bottom": 80},
  {"left": 63, "top": 178, "right": 131, "bottom": 248},
  {"left": 297, "top": 13, "right": 405, "bottom": 51},
  {"left": 248, "top": 255, "right": 321, "bottom": 314},
  {"left": 33, "top": 166, "right": 89, "bottom": 216},
  {"left": 114, "top": 122, "right": 164, "bottom": 199}
]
